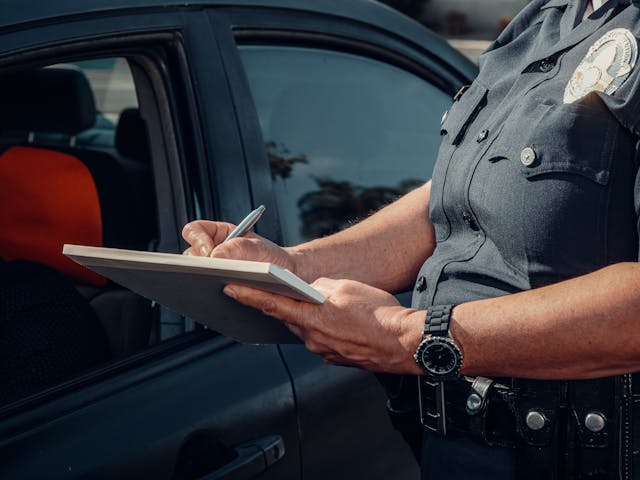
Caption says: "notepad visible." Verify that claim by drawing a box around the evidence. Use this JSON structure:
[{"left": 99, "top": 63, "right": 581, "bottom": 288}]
[{"left": 63, "top": 244, "right": 324, "bottom": 344}]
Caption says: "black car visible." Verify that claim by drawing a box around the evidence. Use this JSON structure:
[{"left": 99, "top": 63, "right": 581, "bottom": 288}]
[{"left": 0, "top": 1, "right": 476, "bottom": 478}]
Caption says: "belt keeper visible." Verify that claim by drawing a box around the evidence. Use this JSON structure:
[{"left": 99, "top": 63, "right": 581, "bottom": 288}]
[
  {"left": 467, "top": 376, "right": 494, "bottom": 416},
  {"left": 467, "top": 377, "right": 495, "bottom": 445}
]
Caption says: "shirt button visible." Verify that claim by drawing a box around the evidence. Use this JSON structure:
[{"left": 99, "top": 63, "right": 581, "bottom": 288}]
[
  {"left": 539, "top": 58, "right": 555, "bottom": 73},
  {"left": 416, "top": 276, "right": 427, "bottom": 292},
  {"left": 476, "top": 129, "right": 489, "bottom": 143},
  {"left": 462, "top": 211, "right": 480, "bottom": 231},
  {"left": 520, "top": 147, "right": 537, "bottom": 167}
]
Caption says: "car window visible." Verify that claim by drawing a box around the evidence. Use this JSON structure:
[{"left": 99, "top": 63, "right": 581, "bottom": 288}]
[
  {"left": 0, "top": 56, "right": 192, "bottom": 409},
  {"left": 73, "top": 58, "right": 139, "bottom": 147},
  {"left": 239, "top": 45, "right": 451, "bottom": 245}
]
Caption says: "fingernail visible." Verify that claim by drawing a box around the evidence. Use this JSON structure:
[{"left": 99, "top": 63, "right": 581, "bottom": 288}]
[
  {"left": 212, "top": 248, "right": 230, "bottom": 259},
  {"left": 223, "top": 286, "right": 237, "bottom": 299},
  {"left": 200, "top": 246, "right": 210, "bottom": 256}
]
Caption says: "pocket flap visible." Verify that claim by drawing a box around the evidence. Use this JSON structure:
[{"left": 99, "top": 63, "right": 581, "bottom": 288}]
[
  {"left": 487, "top": 103, "right": 616, "bottom": 185},
  {"left": 441, "top": 83, "right": 488, "bottom": 146}
]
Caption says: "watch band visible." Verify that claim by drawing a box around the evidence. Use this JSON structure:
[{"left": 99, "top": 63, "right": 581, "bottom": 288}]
[{"left": 423, "top": 304, "right": 454, "bottom": 337}]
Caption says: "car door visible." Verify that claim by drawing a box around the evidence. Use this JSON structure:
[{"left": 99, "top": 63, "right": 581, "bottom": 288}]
[
  {"left": 204, "top": 3, "right": 476, "bottom": 479},
  {"left": 0, "top": 6, "right": 300, "bottom": 479}
]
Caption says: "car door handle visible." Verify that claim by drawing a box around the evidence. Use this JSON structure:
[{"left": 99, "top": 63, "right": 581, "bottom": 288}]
[{"left": 198, "top": 435, "right": 286, "bottom": 480}]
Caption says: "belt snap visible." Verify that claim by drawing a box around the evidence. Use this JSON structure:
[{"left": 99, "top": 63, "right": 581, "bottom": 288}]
[
  {"left": 584, "top": 412, "right": 607, "bottom": 433},
  {"left": 526, "top": 410, "right": 547, "bottom": 431},
  {"left": 466, "top": 376, "right": 494, "bottom": 415}
]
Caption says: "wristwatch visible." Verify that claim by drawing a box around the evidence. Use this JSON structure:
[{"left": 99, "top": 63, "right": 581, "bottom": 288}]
[{"left": 414, "top": 304, "right": 463, "bottom": 380}]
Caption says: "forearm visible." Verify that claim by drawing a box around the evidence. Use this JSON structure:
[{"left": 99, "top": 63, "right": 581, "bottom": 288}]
[
  {"left": 452, "top": 262, "right": 640, "bottom": 379},
  {"left": 288, "top": 181, "right": 435, "bottom": 292}
]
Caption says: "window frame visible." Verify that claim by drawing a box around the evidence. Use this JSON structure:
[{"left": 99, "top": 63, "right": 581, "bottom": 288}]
[{"left": 0, "top": 13, "right": 241, "bottom": 421}]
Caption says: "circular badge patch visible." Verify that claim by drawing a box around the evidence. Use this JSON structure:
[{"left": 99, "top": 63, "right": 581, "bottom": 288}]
[{"left": 564, "top": 28, "right": 638, "bottom": 104}]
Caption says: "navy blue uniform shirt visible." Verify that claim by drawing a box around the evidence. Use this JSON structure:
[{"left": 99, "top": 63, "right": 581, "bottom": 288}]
[{"left": 413, "top": 0, "right": 640, "bottom": 477}]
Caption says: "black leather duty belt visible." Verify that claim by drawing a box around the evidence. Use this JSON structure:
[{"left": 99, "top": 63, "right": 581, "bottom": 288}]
[
  {"left": 418, "top": 375, "right": 630, "bottom": 479},
  {"left": 418, "top": 375, "right": 518, "bottom": 447}
]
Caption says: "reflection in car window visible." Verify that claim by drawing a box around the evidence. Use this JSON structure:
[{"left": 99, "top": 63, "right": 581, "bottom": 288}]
[{"left": 240, "top": 46, "right": 451, "bottom": 245}]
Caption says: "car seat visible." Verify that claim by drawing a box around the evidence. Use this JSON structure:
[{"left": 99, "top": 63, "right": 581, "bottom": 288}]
[
  {"left": 0, "top": 67, "right": 154, "bottom": 360},
  {"left": 114, "top": 107, "right": 158, "bottom": 248}
]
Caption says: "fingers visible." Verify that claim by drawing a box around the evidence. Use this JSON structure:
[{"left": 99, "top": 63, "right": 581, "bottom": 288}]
[
  {"left": 223, "top": 284, "right": 310, "bottom": 327},
  {"left": 284, "top": 323, "right": 305, "bottom": 339},
  {"left": 182, "top": 221, "right": 229, "bottom": 256},
  {"left": 182, "top": 220, "right": 265, "bottom": 259},
  {"left": 223, "top": 283, "right": 362, "bottom": 368},
  {"left": 322, "top": 355, "right": 349, "bottom": 366},
  {"left": 223, "top": 284, "right": 341, "bottom": 358}
]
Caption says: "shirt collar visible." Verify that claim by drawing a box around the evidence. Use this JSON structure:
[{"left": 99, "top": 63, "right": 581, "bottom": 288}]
[
  {"left": 542, "top": 0, "right": 640, "bottom": 8},
  {"left": 541, "top": 0, "right": 570, "bottom": 8}
]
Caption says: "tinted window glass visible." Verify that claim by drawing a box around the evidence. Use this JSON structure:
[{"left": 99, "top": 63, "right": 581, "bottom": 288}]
[
  {"left": 0, "top": 55, "right": 191, "bottom": 409},
  {"left": 240, "top": 46, "right": 451, "bottom": 245}
]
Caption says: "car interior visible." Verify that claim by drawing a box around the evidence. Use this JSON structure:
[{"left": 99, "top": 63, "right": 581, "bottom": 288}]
[{"left": 0, "top": 62, "right": 160, "bottom": 406}]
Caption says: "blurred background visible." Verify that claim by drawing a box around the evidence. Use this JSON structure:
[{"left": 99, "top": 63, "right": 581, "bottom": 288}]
[{"left": 380, "top": 0, "right": 531, "bottom": 62}]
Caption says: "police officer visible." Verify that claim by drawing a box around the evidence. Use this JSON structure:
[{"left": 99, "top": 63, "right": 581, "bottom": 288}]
[{"left": 183, "top": 0, "right": 640, "bottom": 477}]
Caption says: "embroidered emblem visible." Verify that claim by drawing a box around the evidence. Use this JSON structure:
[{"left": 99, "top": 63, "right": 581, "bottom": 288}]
[{"left": 564, "top": 28, "right": 638, "bottom": 104}]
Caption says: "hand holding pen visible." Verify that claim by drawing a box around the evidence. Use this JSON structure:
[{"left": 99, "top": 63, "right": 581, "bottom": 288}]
[{"left": 182, "top": 204, "right": 299, "bottom": 276}]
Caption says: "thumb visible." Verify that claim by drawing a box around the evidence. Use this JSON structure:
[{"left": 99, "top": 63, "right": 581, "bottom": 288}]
[{"left": 224, "top": 284, "right": 312, "bottom": 327}]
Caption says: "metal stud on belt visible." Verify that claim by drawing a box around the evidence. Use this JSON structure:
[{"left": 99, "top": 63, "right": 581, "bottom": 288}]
[{"left": 526, "top": 410, "right": 547, "bottom": 431}]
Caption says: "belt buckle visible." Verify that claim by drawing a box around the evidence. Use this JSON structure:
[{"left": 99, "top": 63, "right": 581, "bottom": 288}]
[{"left": 418, "top": 377, "right": 447, "bottom": 435}]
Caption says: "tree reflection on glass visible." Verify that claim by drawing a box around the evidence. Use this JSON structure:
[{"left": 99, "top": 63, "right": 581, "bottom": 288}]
[
  {"left": 297, "top": 177, "right": 424, "bottom": 239},
  {"left": 266, "top": 140, "right": 308, "bottom": 180},
  {"left": 266, "top": 140, "right": 424, "bottom": 241}
]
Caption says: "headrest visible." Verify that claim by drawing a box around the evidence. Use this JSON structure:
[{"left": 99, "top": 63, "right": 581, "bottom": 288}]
[
  {"left": 0, "top": 68, "right": 96, "bottom": 134},
  {"left": 0, "top": 146, "right": 106, "bottom": 286},
  {"left": 115, "top": 108, "right": 151, "bottom": 163}
]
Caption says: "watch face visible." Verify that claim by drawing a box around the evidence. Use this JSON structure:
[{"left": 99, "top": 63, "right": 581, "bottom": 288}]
[{"left": 417, "top": 338, "right": 461, "bottom": 376}]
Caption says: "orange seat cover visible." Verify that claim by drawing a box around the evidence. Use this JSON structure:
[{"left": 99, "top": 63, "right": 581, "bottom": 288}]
[{"left": 0, "top": 146, "right": 106, "bottom": 285}]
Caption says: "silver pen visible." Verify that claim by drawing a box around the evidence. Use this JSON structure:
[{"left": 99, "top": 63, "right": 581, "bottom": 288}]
[{"left": 223, "top": 205, "right": 266, "bottom": 242}]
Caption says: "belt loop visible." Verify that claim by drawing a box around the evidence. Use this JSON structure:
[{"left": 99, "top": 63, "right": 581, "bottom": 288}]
[
  {"left": 418, "top": 377, "right": 446, "bottom": 434},
  {"left": 514, "top": 379, "right": 567, "bottom": 480},
  {"left": 570, "top": 377, "right": 616, "bottom": 478}
]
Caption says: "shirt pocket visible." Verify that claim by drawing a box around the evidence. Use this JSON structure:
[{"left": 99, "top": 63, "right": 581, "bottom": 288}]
[
  {"left": 472, "top": 102, "right": 618, "bottom": 281},
  {"left": 487, "top": 102, "right": 616, "bottom": 185}
]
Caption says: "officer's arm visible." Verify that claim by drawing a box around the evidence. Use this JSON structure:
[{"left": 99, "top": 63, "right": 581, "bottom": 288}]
[
  {"left": 289, "top": 180, "right": 436, "bottom": 293},
  {"left": 452, "top": 262, "right": 640, "bottom": 379},
  {"left": 185, "top": 181, "right": 437, "bottom": 294}
]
